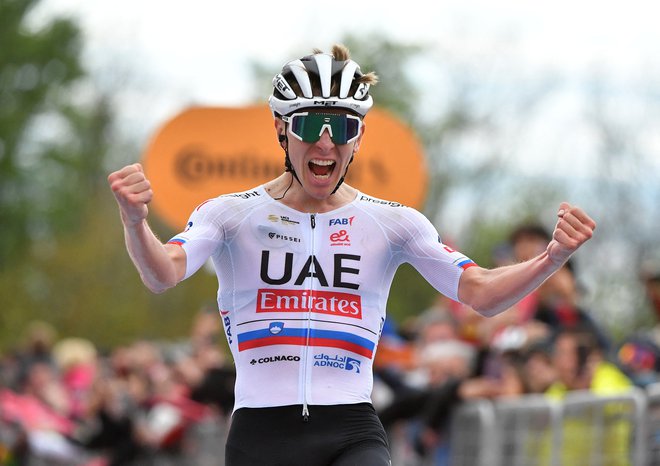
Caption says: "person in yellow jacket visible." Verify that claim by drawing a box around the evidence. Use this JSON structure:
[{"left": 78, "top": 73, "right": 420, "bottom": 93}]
[{"left": 546, "top": 327, "right": 633, "bottom": 466}]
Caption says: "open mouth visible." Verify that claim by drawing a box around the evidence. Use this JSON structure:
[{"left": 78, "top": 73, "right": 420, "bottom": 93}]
[{"left": 308, "top": 159, "right": 336, "bottom": 180}]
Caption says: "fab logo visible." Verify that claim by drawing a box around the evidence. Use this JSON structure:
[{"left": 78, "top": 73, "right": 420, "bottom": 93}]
[{"left": 329, "top": 216, "right": 355, "bottom": 227}]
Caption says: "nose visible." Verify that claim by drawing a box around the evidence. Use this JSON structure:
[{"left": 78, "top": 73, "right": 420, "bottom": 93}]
[{"left": 315, "top": 128, "right": 335, "bottom": 151}]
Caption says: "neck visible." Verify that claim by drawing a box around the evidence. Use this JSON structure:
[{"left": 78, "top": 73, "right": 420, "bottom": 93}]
[{"left": 264, "top": 173, "right": 357, "bottom": 213}]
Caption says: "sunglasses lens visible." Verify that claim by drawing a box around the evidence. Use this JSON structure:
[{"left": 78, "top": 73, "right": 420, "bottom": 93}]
[{"left": 290, "top": 113, "right": 360, "bottom": 144}]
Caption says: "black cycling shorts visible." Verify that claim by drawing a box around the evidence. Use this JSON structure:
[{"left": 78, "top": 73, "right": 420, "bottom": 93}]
[{"left": 225, "top": 403, "right": 391, "bottom": 466}]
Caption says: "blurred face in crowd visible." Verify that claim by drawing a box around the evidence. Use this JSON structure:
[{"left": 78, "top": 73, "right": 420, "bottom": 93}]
[
  {"left": 552, "top": 332, "right": 599, "bottom": 390},
  {"left": 523, "top": 352, "right": 557, "bottom": 393},
  {"left": 512, "top": 234, "right": 548, "bottom": 262},
  {"left": 553, "top": 333, "right": 581, "bottom": 388},
  {"left": 418, "top": 320, "right": 458, "bottom": 347}
]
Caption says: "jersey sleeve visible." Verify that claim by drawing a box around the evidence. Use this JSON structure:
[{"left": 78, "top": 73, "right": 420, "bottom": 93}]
[
  {"left": 399, "top": 208, "right": 477, "bottom": 303},
  {"left": 167, "top": 199, "right": 225, "bottom": 280}
]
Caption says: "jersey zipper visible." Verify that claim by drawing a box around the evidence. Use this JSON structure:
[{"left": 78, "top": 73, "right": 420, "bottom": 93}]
[{"left": 301, "top": 213, "right": 316, "bottom": 421}]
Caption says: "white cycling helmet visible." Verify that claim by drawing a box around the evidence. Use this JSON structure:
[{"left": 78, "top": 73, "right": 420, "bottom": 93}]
[{"left": 268, "top": 52, "right": 374, "bottom": 117}]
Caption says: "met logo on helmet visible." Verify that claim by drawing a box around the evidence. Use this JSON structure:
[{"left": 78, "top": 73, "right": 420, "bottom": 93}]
[
  {"left": 274, "top": 76, "right": 291, "bottom": 94},
  {"left": 313, "top": 100, "right": 338, "bottom": 106}
]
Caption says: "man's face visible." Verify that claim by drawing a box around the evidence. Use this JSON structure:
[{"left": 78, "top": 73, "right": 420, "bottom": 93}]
[
  {"left": 552, "top": 333, "right": 578, "bottom": 386},
  {"left": 275, "top": 109, "right": 365, "bottom": 199},
  {"left": 524, "top": 352, "right": 556, "bottom": 393},
  {"left": 513, "top": 235, "right": 548, "bottom": 262}
]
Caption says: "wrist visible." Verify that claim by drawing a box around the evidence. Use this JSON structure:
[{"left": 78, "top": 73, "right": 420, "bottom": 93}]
[
  {"left": 121, "top": 213, "right": 147, "bottom": 230},
  {"left": 539, "top": 249, "right": 566, "bottom": 274}
]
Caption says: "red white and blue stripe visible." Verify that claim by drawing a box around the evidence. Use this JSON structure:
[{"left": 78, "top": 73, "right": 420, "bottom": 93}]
[{"left": 237, "top": 327, "right": 376, "bottom": 359}]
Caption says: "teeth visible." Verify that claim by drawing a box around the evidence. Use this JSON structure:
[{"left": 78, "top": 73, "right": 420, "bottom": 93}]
[{"left": 310, "top": 159, "right": 335, "bottom": 166}]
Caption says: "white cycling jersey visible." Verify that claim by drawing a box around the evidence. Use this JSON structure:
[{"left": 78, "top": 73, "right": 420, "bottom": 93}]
[{"left": 168, "top": 185, "right": 476, "bottom": 412}]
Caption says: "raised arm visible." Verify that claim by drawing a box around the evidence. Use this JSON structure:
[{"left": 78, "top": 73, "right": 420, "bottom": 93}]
[
  {"left": 458, "top": 202, "right": 596, "bottom": 317},
  {"left": 108, "top": 163, "right": 186, "bottom": 293}
]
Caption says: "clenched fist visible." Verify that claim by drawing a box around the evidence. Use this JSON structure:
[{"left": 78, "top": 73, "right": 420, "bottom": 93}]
[
  {"left": 547, "top": 202, "right": 596, "bottom": 266},
  {"left": 108, "top": 163, "right": 153, "bottom": 227}
]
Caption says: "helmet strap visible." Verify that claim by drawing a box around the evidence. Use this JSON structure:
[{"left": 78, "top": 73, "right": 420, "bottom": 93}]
[
  {"left": 331, "top": 154, "right": 354, "bottom": 195},
  {"left": 282, "top": 132, "right": 302, "bottom": 186}
]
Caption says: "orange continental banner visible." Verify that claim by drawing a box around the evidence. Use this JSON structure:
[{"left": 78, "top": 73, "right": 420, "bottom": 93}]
[{"left": 143, "top": 105, "right": 428, "bottom": 231}]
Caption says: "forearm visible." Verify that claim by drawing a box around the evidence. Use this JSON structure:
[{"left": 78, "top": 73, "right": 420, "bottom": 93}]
[
  {"left": 459, "top": 251, "right": 559, "bottom": 317},
  {"left": 123, "top": 219, "right": 182, "bottom": 293}
]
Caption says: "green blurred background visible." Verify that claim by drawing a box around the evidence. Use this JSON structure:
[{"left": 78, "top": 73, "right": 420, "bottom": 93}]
[{"left": 2, "top": 0, "right": 659, "bottom": 351}]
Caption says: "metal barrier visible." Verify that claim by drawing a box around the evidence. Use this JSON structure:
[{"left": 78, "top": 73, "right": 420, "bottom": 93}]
[
  {"left": 492, "top": 395, "right": 562, "bottom": 466},
  {"left": 1, "top": 387, "right": 656, "bottom": 465},
  {"left": 561, "top": 390, "right": 647, "bottom": 466},
  {"left": 645, "top": 383, "right": 660, "bottom": 466},
  {"left": 448, "top": 399, "right": 497, "bottom": 466},
  {"left": 449, "top": 388, "right": 649, "bottom": 466}
]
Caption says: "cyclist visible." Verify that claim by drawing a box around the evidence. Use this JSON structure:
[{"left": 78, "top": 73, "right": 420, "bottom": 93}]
[{"left": 108, "top": 44, "right": 596, "bottom": 466}]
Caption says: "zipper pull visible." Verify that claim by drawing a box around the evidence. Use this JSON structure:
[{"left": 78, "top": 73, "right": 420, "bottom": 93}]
[
  {"left": 302, "top": 404, "right": 310, "bottom": 422},
  {"left": 310, "top": 213, "right": 316, "bottom": 229}
]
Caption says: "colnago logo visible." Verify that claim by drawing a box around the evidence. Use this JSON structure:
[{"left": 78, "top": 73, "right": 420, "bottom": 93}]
[
  {"left": 329, "top": 216, "right": 355, "bottom": 227},
  {"left": 250, "top": 355, "right": 300, "bottom": 365},
  {"left": 313, "top": 353, "right": 361, "bottom": 373},
  {"left": 257, "top": 289, "right": 362, "bottom": 318}
]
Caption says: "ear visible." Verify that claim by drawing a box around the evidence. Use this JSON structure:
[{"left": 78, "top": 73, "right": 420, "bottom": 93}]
[
  {"left": 274, "top": 118, "right": 287, "bottom": 148},
  {"left": 352, "top": 120, "right": 366, "bottom": 153}
]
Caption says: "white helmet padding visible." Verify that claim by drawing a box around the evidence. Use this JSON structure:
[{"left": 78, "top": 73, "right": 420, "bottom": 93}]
[{"left": 269, "top": 52, "right": 373, "bottom": 117}]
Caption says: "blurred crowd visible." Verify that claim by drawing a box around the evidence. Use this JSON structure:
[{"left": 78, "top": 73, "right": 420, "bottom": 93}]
[
  {"left": 0, "top": 311, "right": 235, "bottom": 465},
  {"left": 372, "top": 224, "right": 660, "bottom": 465},
  {"left": 2, "top": 224, "right": 660, "bottom": 465}
]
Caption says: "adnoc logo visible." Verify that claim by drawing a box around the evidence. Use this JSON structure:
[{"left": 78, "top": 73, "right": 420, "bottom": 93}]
[{"left": 313, "top": 353, "right": 361, "bottom": 373}]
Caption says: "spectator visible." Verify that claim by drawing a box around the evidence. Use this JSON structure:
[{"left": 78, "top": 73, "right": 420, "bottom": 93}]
[
  {"left": 533, "top": 260, "right": 612, "bottom": 352},
  {"left": 52, "top": 337, "right": 98, "bottom": 420},
  {"left": 378, "top": 337, "right": 482, "bottom": 465},
  {"left": 15, "top": 321, "right": 57, "bottom": 389},
  {"left": 545, "top": 327, "right": 633, "bottom": 466},
  {"left": 616, "top": 255, "right": 660, "bottom": 386},
  {"left": 546, "top": 326, "right": 631, "bottom": 398},
  {"left": 520, "top": 339, "right": 558, "bottom": 394}
]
